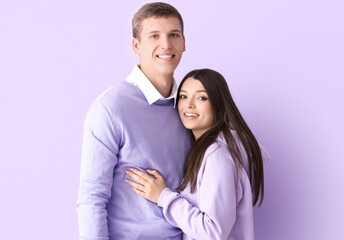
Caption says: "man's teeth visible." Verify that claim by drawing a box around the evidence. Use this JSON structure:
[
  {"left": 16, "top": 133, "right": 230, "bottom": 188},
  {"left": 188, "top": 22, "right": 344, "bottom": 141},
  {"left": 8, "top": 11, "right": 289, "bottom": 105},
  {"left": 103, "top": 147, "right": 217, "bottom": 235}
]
[
  {"left": 158, "top": 55, "right": 173, "bottom": 59},
  {"left": 185, "top": 113, "right": 198, "bottom": 117}
]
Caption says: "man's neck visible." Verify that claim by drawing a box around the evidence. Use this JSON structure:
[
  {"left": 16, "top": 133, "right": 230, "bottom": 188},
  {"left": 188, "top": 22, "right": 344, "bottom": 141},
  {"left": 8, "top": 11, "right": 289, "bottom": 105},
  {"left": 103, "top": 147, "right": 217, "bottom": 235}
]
[
  {"left": 139, "top": 66, "right": 174, "bottom": 98},
  {"left": 150, "top": 77, "right": 173, "bottom": 98}
]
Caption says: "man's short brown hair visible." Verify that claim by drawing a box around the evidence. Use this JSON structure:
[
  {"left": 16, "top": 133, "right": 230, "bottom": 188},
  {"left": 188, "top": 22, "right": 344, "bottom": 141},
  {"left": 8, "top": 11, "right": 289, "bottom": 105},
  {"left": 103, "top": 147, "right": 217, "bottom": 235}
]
[{"left": 132, "top": 2, "right": 184, "bottom": 40}]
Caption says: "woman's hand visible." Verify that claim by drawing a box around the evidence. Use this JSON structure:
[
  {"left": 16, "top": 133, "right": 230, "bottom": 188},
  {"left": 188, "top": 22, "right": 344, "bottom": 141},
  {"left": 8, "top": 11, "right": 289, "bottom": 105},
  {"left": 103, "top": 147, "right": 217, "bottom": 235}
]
[{"left": 125, "top": 168, "right": 166, "bottom": 203}]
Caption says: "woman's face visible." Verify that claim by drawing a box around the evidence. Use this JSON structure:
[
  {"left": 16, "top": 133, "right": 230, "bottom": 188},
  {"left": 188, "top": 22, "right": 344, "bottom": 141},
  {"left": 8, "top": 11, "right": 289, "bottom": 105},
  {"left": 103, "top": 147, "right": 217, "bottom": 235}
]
[{"left": 178, "top": 77, "right": 214, "bottom": 140}]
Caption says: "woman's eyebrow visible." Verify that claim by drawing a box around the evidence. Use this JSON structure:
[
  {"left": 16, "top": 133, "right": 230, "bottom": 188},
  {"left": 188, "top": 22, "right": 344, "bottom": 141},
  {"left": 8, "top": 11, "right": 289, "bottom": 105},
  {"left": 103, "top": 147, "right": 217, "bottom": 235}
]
[{"left": 179, "top": 90, "right": 207, "bottom": 93}]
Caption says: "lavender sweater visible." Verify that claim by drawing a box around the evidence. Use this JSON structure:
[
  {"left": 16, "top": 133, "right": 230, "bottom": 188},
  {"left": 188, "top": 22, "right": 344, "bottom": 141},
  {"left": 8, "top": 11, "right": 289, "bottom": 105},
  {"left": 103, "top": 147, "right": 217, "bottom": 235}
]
[
  {"left": 77, "top": 80, "right": 191, "bottom": 240},
  {"left": 158, "top": 133, "right": 254, "bottom": 240}
]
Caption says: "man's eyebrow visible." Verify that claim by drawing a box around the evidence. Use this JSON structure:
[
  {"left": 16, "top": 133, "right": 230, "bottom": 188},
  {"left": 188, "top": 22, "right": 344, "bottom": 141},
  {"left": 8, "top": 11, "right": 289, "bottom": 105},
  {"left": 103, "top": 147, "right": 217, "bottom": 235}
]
[
  {"left": 146, "top": 29, "right": 182, "bottom": 35},
  {"left": 147, "top": 31, "right": 159, "bottom": 34}
]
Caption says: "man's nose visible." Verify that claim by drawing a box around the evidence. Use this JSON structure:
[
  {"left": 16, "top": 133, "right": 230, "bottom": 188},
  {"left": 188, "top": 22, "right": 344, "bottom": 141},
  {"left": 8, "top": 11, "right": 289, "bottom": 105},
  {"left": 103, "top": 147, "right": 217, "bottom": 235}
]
[{"left": 160, "top": 35, "right": 172, "bottom": 49}]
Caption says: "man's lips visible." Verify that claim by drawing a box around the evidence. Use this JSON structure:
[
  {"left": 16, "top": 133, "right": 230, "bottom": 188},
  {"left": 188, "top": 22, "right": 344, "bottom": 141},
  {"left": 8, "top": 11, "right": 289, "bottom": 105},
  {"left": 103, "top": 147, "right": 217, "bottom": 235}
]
[{"left": 157, "top": 54, "right": 175, "bottom": 59}]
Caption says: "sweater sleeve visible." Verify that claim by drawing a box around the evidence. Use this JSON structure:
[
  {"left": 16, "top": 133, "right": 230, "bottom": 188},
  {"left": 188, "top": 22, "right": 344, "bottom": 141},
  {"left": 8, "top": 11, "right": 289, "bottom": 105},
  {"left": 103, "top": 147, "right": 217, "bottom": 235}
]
[
  {"left": 158, "top": 146, "right": 239, "bottom": 240},
  {"left": 76, "top": 102, "right": 120, "bottom": 240}
]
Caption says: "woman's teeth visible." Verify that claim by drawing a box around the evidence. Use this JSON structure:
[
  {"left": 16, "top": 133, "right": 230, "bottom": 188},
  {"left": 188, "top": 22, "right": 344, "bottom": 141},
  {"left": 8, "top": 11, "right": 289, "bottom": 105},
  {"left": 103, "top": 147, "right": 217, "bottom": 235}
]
[{"left": 185, "top": 113, "right": 198, "bottom": 117}]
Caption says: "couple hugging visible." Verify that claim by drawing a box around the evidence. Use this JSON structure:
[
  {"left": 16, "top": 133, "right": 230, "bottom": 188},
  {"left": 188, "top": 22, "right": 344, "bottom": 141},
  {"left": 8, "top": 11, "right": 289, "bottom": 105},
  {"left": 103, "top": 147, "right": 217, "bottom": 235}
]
[{"left": 77, "top": 2, "right": 264, "bottom": 240}]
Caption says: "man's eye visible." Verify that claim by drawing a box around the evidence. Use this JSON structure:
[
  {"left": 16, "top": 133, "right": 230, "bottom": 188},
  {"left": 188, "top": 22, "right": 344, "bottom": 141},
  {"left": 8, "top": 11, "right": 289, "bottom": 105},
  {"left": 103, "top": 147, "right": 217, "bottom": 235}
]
[
  {"left": 171, "top": 33, "right": 180, "bottom": 38},
  {"left": 151, "top": 35, "right": 158, "bottom": 39}
]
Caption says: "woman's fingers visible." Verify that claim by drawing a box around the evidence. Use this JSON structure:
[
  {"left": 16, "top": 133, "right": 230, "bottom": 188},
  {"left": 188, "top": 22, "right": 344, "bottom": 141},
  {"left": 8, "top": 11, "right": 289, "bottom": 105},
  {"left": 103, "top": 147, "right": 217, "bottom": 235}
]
[
  {"left": 125, "top": 169, "right": 165, "bottom": 204},
  {"left": 130, "top": 168, "right": 153, "bottom": 181},
  {"left": 129, "top": 184, "right": 146, "bottom": 197},
  {"left": 125, "top": 169, "right": 149, "bottom": 183},
  {"left": 147, "top": 169, "right": 162, "bottom": 179},
  {"left": 124, "top": 179, "right": 145, "bottom": 192}
]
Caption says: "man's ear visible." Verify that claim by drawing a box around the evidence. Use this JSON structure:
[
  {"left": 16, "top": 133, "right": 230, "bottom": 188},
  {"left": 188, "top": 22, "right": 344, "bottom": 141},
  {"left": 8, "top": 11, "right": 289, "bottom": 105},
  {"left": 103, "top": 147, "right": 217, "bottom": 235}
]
[
  {"left": 132, "top": 38, "right": 140, "bottom": 54},
  {"left": 182, "top": 36, "right": 186, "bottom": 52}
]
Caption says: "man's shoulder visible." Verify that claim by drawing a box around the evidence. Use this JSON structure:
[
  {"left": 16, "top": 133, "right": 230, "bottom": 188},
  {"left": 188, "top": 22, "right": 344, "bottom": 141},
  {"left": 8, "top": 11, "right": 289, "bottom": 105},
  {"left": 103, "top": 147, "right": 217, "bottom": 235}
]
[
  {"left": 96, "top": 81, "right": 132, "bottom": 99},
  {"left": 93, "top": 81, "right": 141, "bottom": 108},
  {"left": 85, "top": 81, "right": 142, "bottom": 125}
]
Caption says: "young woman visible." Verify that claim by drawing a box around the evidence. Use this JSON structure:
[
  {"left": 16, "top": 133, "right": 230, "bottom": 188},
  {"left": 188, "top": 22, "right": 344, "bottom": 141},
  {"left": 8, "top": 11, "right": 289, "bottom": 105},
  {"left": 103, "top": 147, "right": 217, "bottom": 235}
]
[{"left": 125, "top": 69, "right": 264, "bottom": 240}]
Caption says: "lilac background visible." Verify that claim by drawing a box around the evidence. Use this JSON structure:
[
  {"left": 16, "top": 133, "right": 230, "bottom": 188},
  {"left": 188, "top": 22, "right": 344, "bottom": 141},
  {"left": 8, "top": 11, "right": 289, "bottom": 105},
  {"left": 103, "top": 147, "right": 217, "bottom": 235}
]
[{"left": 1, "top": 0, "right": 343, "bottom": 239}]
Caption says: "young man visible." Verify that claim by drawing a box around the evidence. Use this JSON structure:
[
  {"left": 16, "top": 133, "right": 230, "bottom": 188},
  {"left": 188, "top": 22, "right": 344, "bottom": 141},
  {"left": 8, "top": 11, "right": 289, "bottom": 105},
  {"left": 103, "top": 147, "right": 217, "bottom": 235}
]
[{"left": 77, "top": 3, "right": 191, "bottom": 240}]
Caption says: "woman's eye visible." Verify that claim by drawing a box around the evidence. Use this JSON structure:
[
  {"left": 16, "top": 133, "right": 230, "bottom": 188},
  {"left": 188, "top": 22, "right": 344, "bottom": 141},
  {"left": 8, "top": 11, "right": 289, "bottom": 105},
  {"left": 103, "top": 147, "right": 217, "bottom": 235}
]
[
  {"left": 179, "top": 95, "right": 186, "bottom": 99},
  {"left": 198, "top": 96, "right": 208, "bottom": 101}
]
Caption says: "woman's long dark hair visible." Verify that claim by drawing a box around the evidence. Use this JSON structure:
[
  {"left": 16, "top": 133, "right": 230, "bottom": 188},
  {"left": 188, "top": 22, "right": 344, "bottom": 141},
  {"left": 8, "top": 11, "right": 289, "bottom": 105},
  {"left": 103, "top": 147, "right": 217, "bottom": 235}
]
[{"left": 177, "top": 69, "right": 264, "bottom": 206}]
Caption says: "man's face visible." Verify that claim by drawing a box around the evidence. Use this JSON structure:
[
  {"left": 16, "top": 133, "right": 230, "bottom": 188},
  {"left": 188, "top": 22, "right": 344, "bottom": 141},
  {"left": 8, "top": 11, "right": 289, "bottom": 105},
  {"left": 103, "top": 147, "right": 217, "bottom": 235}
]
[{"left": 132, "top": 16, "right": 185, "bottom": 77}]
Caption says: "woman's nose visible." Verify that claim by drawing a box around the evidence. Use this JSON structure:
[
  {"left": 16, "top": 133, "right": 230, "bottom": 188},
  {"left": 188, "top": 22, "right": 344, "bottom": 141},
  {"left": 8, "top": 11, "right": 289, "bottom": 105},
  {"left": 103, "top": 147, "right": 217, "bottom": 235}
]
[{"left": 186, "top": 99, "right": 195, "bottom": 108}]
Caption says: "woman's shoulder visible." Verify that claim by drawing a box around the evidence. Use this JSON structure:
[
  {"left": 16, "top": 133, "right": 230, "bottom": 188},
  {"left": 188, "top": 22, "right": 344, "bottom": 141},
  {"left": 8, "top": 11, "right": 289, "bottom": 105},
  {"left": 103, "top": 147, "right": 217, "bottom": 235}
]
[
  {"left": 197, "top": 135, "right": 238, "bottom": 185},
  {"left": 202, "top": 131, "right": 247, "bottom": 172},
  {"left": 204, "top": 131, "right": 234, "bottom": 155},
  {"left": 203, "top": 134, "right": 234, "bottom": 166}
]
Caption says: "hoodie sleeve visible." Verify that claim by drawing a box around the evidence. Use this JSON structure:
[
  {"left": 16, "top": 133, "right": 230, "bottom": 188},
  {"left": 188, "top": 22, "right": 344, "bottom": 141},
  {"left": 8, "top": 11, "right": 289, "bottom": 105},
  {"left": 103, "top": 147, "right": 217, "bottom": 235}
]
[{"left": 158, "top": 144, "right": 240, "bottom": 240}]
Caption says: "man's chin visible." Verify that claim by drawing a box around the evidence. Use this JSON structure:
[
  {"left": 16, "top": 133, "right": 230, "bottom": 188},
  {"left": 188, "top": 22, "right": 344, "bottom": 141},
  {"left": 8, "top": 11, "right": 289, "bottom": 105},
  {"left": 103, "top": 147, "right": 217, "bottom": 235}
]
[{"left": 156, "top": 65, "right": 178, "bottom": 75}]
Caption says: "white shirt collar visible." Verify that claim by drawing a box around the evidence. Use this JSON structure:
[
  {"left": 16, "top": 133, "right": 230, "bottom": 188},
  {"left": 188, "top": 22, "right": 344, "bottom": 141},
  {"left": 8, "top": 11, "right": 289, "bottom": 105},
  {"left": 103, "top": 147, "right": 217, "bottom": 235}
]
[{"left": 125, "top": 65, "right": 178, "bottom": 107}]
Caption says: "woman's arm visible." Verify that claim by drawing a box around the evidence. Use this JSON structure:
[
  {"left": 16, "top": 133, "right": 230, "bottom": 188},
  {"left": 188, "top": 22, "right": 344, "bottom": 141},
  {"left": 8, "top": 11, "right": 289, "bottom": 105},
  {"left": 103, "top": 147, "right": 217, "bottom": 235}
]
[
  {"left": 161, "top": 151, "right": 239, "bottom": 240},
  {"left": 125, "top": 148, "right": 240, "bottom": 240}
]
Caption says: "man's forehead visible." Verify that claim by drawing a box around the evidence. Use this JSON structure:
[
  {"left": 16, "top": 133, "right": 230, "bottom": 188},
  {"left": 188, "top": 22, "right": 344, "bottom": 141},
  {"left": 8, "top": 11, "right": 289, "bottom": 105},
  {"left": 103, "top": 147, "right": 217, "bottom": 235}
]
[{"left": 140, "top": 16, "right": 182, "bottom": 31}]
